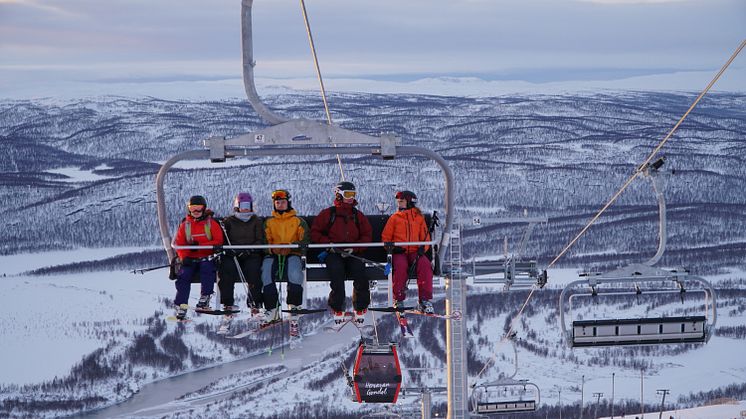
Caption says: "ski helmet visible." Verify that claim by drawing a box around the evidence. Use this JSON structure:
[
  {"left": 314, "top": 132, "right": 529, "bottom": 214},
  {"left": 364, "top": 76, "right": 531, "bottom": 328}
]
[
  {"left": 395, "top": 190, "right": 417, "bottom": 208},
  {"left": 334, "top": 181, "right": 356, "bottom": 200},
  {"left": 233, "top": 192, "right": 253, "bottom": 211},
  {"left": 187, "top": 195, "right": 207, "bottom": 208},
  {"left": 271, "top": 189, "right": 291, "bottom": 201}
]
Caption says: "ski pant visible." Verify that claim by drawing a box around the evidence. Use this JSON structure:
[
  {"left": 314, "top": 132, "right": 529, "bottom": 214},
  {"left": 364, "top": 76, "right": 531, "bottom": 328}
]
[
  {"left": 391, "top": 253, "right": 433, "bottom": 303},
  {"left": 218, "top": 252, "right": 263, "bottom": 307},
  {"left": 325, "top": 253, "right": 371, "bottom": 312},
  {"left": 261, "top": 254, "right": 303, "bottom": 309},
  {"left": 174, "top": 258, "right": 216, "bottom": 306}
]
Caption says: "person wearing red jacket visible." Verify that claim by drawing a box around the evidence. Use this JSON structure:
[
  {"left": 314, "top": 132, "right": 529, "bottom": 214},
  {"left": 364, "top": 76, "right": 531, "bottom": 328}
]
[
  {"left": 381, "top": 190, "right": 434, "bottom": 314},
  {"left": 172, "top": 195, "right": 224, "bottom": 320},
  {"left": 311, "top": 181, "right": 373, "bottom": 324}
]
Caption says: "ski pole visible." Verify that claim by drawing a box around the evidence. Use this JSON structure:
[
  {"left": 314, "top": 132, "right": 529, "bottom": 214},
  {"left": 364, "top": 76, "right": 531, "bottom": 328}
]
[
  {"left": 327, "top": 248, "right": 390, "bottom": 273},
  {"left": 216, "top": 219, "right": 255, "bottom": 306},
  {"left": 131, "top": 264, "right": 170, "bottom": 275}
]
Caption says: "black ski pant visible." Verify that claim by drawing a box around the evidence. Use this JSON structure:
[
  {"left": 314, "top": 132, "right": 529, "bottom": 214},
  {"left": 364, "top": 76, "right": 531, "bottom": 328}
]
[
  {"left": 325, "top": 253, "right": 370, "bottom": 312},
  {"left": 218, "top": 252, "right": 263, "bottom": 307}
]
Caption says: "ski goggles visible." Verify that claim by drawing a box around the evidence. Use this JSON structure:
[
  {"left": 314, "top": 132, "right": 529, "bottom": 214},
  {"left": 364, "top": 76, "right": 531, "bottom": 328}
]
[
  {"left": 271, "top": 190, "right": 289, "bottom": 200},
  {"left": 188, "top": 204, "right": 205, "bottom": 212},
  {"left": 339, "top": 190, "right": 356, "bottom": 199}
]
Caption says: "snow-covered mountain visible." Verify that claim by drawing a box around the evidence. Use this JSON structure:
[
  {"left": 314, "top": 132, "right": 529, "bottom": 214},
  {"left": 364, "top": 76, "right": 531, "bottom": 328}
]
[{"left": 0, "top": 91, "right": 745, "bottom": 418}]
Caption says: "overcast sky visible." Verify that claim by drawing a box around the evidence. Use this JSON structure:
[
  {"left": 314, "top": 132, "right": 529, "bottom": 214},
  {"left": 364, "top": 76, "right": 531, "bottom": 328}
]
[{"left": 1, "top": 0, "right": 744, "bottom": 98}]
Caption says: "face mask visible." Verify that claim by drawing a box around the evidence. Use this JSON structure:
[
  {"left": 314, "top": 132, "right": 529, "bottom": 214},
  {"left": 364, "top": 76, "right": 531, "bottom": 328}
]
[{"left": 234, "top": 211, "right": 253, "bottom": 222}]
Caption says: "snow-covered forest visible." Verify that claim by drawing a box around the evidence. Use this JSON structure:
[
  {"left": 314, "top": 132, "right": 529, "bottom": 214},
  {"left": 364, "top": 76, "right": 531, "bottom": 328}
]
[{"left": 0, "top": 91, "right": 745, "bottom": 418}]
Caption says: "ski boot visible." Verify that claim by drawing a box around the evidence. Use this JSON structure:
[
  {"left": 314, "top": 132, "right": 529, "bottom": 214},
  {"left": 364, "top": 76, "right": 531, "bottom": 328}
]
[
  {"left": 419, "top": 300, "right": 434, "bottom": 315},
  {"left": 288, "top": 304, "right": 301, "bottom": 338},
  {"left": 260, "top": 308, "right": 279, "bottom": 328},
  {"left": 195, "top": 294, "right": 212, "bottom": 312},
  {"left": 333, "top": 310, "right": 347, "bottom": 325},
  {"left": 175, "top": 304, "right": 189, "bottom": 321},
  {"left": 354, "top": 309, "right": 367, "bottom": 325}
]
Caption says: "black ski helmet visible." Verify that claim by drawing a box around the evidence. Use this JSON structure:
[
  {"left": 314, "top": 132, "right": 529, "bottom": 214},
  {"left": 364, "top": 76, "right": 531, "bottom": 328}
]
[
  {"left": 188, "top": 195, "right": 207, "bottom": 207},
  {"left": 395, "top": 190, "right": 417, "bottom": 208},
  {"left": 334, "top": 181, "right": 356, "bottom": 200}
]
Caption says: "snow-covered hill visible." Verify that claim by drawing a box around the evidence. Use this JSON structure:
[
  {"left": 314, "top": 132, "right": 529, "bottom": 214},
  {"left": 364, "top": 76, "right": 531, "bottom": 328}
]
[{"left": 1, "top": 91, "right": 745, "bottom": 418}]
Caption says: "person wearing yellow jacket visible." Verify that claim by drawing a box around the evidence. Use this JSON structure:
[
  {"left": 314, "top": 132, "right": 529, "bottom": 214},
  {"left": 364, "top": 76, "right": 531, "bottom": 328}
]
[{"left": 261, "top": 189, "right": 310, "bottom": 333}]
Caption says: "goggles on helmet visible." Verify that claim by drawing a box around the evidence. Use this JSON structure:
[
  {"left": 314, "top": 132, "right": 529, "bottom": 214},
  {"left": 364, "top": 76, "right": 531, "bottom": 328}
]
[
  {"left": 272, "top": 190, "right": 289, "bottom": 200},
  {"left": 188, "top": 204, "right": 205, "bottom": 212},
  {"left": 339, "top": 190, "right": 357, "bottom": 199}
]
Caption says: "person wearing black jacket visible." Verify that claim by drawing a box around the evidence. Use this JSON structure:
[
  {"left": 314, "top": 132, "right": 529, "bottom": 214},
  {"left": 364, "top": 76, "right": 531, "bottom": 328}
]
[{"left": 218, "top": 193, "right": 265, "bottom": 319}]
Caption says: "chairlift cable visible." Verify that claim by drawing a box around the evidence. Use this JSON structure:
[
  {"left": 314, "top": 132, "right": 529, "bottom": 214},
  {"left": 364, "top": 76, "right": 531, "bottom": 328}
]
[
  {"left": 299, "top": 0, "right": 346, "bottom": 181},
  {"left": 547, "top": 39, "right": 745, "bottom": 269},
  {"left": 473, "top": 285, "right": 538, "bottom": 381},
  {"left": 473, "top": 39, "right": 744, "bottom": 381},
  {"left": 470, "top": 40, "right": 746, "bottom": 378}
]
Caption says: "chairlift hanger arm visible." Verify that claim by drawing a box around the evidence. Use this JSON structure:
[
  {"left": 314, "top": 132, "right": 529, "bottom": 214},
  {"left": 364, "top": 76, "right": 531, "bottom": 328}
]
[{"left": 241, "top": 0, "right": 287, "bottom": 125}]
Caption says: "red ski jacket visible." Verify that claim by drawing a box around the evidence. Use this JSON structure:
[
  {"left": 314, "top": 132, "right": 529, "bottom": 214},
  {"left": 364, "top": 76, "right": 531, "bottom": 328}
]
[
  {"left": 173, "top": 212, "right": 224, "bottom": 260},
  {"left": 311, "top": 200, "right": 372, "bottom": 254}
]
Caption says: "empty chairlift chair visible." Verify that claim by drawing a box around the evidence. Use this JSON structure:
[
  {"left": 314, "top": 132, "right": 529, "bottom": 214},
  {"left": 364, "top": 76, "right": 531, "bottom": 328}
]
[{"left": 558, "top": 158, "right": 717, "bottom": 348}]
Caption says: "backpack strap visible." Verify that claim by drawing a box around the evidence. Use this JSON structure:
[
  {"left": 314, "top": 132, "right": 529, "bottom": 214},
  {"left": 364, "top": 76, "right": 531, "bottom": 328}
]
[{"left": 325, "top": 206, "right": 359, "bottom": 234}]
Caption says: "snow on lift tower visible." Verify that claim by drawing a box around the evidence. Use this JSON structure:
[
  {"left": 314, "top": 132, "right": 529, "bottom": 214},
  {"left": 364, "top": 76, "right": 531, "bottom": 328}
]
[
  {"left": 558, "top": 157, "right": 717, "bottom": 347},
  {"left": 470, "top": 334, "right": 540, "bottom": 415},
  {"left": 469, "top": 211, "right": 548, "bottom": 290}
]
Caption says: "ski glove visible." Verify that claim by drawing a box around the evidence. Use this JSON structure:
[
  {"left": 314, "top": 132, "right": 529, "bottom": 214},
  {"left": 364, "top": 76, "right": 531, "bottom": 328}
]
[
  {"left": 318, "top": 251, "right": 328, "bottom": 263},
  {"left": 384, "top": 262, "right": 392, "bottom": 276}
]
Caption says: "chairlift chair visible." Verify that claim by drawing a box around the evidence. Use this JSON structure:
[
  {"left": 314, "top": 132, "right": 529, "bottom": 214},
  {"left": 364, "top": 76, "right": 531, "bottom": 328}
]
[
  {"left": 558, "top": 159, "right": 717, "bottom": 347},
  {"left": 470, "top": 378, "right": 540, "bottom": 415},
  {"left": 468, "top": 215, "right": 548, "bottom": 289}
]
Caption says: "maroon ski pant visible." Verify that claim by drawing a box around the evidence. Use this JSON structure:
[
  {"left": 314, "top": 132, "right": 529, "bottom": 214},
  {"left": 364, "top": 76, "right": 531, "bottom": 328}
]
[{"left": 391, "top": 253, "right": 433, "bottom": 303}]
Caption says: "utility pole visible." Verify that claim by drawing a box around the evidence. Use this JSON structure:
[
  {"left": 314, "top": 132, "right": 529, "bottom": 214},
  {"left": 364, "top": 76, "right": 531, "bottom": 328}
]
[
  {"left": 611, "top": 372, "right": 615, "bottom": 419},
  {"left": 593, "top": 392, "right": 604, "bottom": 419},
  {"left": 641, "top": 369, "right": 645, "bottom": 418},
  {"left": 657, "top": 389, "right": 670, "bottom": 419},
  {"left": 580, "top": 375, "right": 585, "bottom": 419}
]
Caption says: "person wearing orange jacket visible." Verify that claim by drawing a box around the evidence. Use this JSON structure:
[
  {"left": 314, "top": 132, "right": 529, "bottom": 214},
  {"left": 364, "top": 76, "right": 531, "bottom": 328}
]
[
  {"left": 381, "top": 190, "right": 434, "bottom": 314},
  {"left": 172, "top": 195, "right": 224, "bottom": 320}
]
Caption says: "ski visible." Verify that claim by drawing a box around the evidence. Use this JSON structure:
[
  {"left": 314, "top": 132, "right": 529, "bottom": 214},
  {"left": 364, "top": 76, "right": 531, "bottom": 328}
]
[
  {"left": 323, "top": 313, "right": 356, "bottom": 333},
  {"left": 194, "top": 308, "right": 241, "bottom": 315},
  {"left": 395, "top": 311, "right": 415, "bottom": 338},
  {"left": 165, "top": 316, "right": 193, "bottom": 323},
  {"left": 368, "top": 306, "right": 416, "bottom": 313},
  {"left": 280, "top": 308, "right": 328, "bottom": 315},
  {"left": 216, "top": 315, "right": 235, "bottom": 335},
  {"left": 403, "top": 309, "right": 462, "bottom": 320},
  {"left": 228, "top": 318, "right": 287, "bottom": 339}
]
